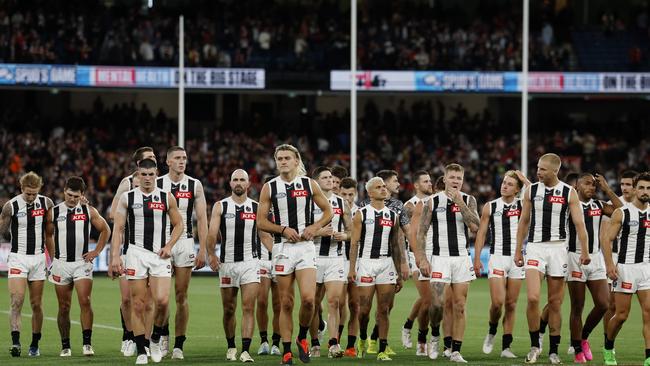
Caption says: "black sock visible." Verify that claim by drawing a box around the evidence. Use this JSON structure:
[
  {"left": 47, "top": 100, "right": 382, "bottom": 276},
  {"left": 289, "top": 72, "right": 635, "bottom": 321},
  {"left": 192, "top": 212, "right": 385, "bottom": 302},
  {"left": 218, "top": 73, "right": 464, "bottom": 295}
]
[
  {"left": 581, "top": 328, "right": 591, "bottom": 341},
  {"left": 529, "top": 331, "right": 540, "bottom": 348},
  {"left": 404, "top": 318, "right": 414, "bottom": 329},
  {"left": 298, "top": 325, "right": 309, "bottom": 341},
  {"left": 318, "top": 314, "right": 325, "bottom": 331},
  {"left": 338, "top": 325, "right": 344, "bottom": 339},
  {"left": 370, "top": 324, "right": 379, "bottom": 341},
  {"left": 452, "top": 340, "right": 462, "bottom": 353},
  {"left": 571, "top": 339, "right": 582, "bottom": 354},
  {"left": 162, "top": 323, "right": 170, "bottom": 337},
  {"left": 443, "top": 336, "right": 452, "bottom": 350},
  {"left": 127, "top": 330, "right": 134, "bottom": 341},
  {"left": 549, "top": 335, "right": 561, "bottom": 355},
  {"left": 346, "top": 335, "right": 357, "bottom": 349},
  {"left": 646, "top": 348, "right": 650, "bottom": 358},
  {"left": 242, "top": 338, "right": 252, "bottom": 353},
  {"left": 417, "top": 328, "right": 428, "bottom": 343},
  {"left": 378, "top": 339, "right": 388, "bottom": 353},
  {"left": 360, "top": 327, "right": 368, "bottom": 340},
  {"left": 502, "top": 334, "right": 513, "bottom": 350},
  {"left": 539, "top": 319, "right": 548, "bottom": 334},
  {"left": 604, "top": 336, "right": 615, "bottom": 350},
  {"left": 62, "top": 338, "right": 71, "bottom": 350},
  {"left": 311, "top": 338, "right": 320, "bottom": 347},
  {"left": 11, "top": 331, "right": 19, "bottom": 345},
  {"left": 151, "top": 325, "right": 163, "bottom": 343},
  {"left": 488, "top": 322, "right": 498, "bottom": 335},
  {"left": 328, "top": 337, "right": 337, "bottom": 347},
  {"left": 120, "top": 308, "right": 127, "bottom": 338},
  {"left": 272, "top": 333, "right": 281, "bottom": 347},
  {"left": 30, "top": 333, "right": 41, "bottom": 348},
  {"left": 174, "top": 335, "right": 186, "bottom": 350},
  {"left": 260, "top": 331, "right": 268, "bottom": 344},
  {"left": 82, "top": 329, "right": 92, "bottom": 345},
  {"left": 135, "top": 334, "right": 147, "bottom": 355},
  {"left": 431, "top": 325, "right": 440, "bottom": 337},
  {"left": 145, "top": 338, "right": 150, "bottom": 348},
  {"left": 283, "top": 341, "right": 291, "bottom": 355},
  {"left": 227, "top": 337, "right": 236, "bottom": 349}
]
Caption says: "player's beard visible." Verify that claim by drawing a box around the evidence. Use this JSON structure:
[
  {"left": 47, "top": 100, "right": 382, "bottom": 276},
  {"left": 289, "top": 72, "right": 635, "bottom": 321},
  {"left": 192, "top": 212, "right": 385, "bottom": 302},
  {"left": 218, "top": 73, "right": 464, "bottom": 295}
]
[
  {"left": 233, "top": 186, "right": 245, "bottom": 196},
  {"left": 640, "top": 195, "right": 650, "bottom": 203}
]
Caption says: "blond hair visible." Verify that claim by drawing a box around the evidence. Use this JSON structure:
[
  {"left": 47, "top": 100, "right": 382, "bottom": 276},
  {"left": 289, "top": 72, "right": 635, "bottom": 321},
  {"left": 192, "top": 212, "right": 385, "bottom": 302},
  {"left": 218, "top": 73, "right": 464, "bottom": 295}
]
[
  {"left": 504, "top": 170, "right": 524, "bottom": 189},
  {"left": 274, "top": 144, "right": 307, "bottom": 176},
  {"left": 540, "top": 153, "right": 562, "bottom": 171},
  {"left": 444, "top": 163, "right": 464, "bottom": 174},
  {"left": 20, "top": 171, "right": 43, "bottom": 189}
]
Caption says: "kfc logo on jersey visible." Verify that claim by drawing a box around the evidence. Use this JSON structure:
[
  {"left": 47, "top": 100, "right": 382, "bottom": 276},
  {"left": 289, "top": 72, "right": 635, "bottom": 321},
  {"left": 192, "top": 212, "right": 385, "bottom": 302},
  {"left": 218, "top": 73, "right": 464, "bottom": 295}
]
[
  {"left": 240, "top": 212, "right": 256, "bottom": 220},
  {"left": 548, "top": 196, "right": 566, "bottom": 204},
  {"left": 31, "top": 209, "right": 45, "bottom": 217},
  {"left": 506, "top": 209, "right": 521, "bottom": 217},
  {"left": 379, "top": 219, "right": 393, "bottom": 227},
  {"left": 148, "top": 202, "right": 166, "bottom": 210},
  {"left": 333, "top": 207, "right": 343, "bottom": 215},
  {"left": 175, "top": 191, "right": 193, "bottom": 199},
  {"left": 588, "top": 209, "right": 602, "bottom": 217},
  {"left": 643, "top": 220, "right": 650, "bottom": 228},
  {"left": 451, "top": 204, "right": 461, "bottom": 213},
  {"left": 72, "top": 214, "right": 87, "bottom": 221},
  {"left": 291, "top": 190, "right": 308, "bottom": 198}
]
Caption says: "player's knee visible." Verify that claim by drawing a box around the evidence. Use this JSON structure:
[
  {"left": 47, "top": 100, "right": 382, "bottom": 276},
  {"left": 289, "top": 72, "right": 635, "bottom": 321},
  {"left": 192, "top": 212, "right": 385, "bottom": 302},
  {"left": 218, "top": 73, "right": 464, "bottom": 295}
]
[
  {"left": 30, "top": 299, "right": 42, "bottom": 313},
  {"left": 241, "top": 301, "right": 255, "bottom": 315},
  {"left": 175, "top": 291, "right": 188, "bottom": 306},
  {"left": 504, "top": 300, "right": 517, "bottom": 314},
  {"left": 452, "top": 300, "right": 466, "bottom": 316},
  {"left": 10, "top": 294, "right": 24, "bottom": 309},
  {"left": 615, "top": 309, "right": 630, "bottom": 323},
  {"left": 78, "top": 296, "right": 92, "bottom": 310},
  {"left": 223, "top": 301, "right": 236, "bottom": 317},
  {"left": 132, "top": 298, "right": 146, "bottom": 314},
  {"left": 491, "top": 298, "right": 504, "bottom": 310},
  {"left": 327, "top": 296, "right": 340, "bottom": 310},
  {"left": 58, "top": 301, "right": 71, "bottom": 314},
  {"left": 281, "top": 297, "right": 294, "bottom": 313},
  {"left": 594, "top": 297, "right": 609, "bottom": 314},
  {"left": 300, "top": 296, "right": 315, "bottom": 312},
  {"left": 527, "top": 294, "right": 540, "bottom": 307},
  {"left": 121, "top": 296, "right": 131, "bottom": 309},
  {"left": 348, "top": 300, "right": 359, "bottom": 316}
]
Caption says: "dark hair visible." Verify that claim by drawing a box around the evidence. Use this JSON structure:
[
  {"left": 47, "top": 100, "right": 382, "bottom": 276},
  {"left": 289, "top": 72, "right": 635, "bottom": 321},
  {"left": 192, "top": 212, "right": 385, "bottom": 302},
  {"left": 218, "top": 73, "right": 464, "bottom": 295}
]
[
  {"left": 166, "top": 146, "right": 185, "bottom": 157},
  {"left": 132, "top": 146, "right": 154, "bottom": 164},
  {"left": 312, "top": 166, "right": 331, "bottom": 179},
  {"left": 434, "top": 176, "right": 445, "bottom": 191},
  {"left": 376, "top": 170, "right": 398, "bottom": 181},
  {"left": 137, "top": 158, "right": 157, "bottom": 170},
  {"left": 340, "top": 177, "right": 358, "bottom": 189},
  {"left": 621, "top": 170, "right": 639, "bottom": 180},
  {"left": 330, "top": 165, "right": 348, "bottom": 180},
  {"left": 413, "top": 170, "right": 430, "bottom": 183},
  {"left": 634, "top": 172, "right": 650, "bottom": 187},
  {"left": 564, "top": 172, "right": 580, "bottom": 186},
  {"left": 65, "top": 176, "right": 86, "bottom": 192}
]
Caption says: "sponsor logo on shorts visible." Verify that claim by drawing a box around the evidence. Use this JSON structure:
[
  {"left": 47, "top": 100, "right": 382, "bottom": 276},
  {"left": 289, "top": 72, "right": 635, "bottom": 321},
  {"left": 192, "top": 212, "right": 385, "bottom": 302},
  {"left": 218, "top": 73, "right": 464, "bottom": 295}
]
[
  {"left": 360, "top": 276, "right": 373, "bottom": 283},
  {"left": 240, "top": 212, "right": 256, "bottom": 220},
  {"left": 548, "top": 196, "right": 566, "bottom": 204},
  {"left": 379, "top": 219, "right": 393, "bottom": 227},
  {"left": 431, "top": 272, "right": 443, "bottom": 279},
  {"left": 189, "top": 254, "right": 195, "bottom": 259},
  {"left": 31, "top": 209, "right": 45, "bottom": 217},
  {"left": 9, "top": 268, "right": 22, "bottom": 275},
  {"left": 72, "top": 214, "right": 87, "bottom": 221},
  {"left": 571, "top": 271, "right": 583, "bottom": 278},
  {"left": 275, "top": 265, "right": 285, "bottom": 272},
  {"left": 527, "top": 259, "right": 539, "bottom": 266},
  {"left": 175, "top": 191, "right": 193, "bottom": 199},
  {"left": 260, "top": 268, "right": 268, "bottom": 275},
  {"left": 221, "top": 277, "right": 232, "bottom": 284},
  {"left": 451, "top": 204, "right": 461, "bottom": 213},
  {"left": 148, "top": 202, "right": 166, "bottom": 210},
  {"left": 588, "top": 209, "right": 602, "bottom": 217},
  {"left": 126, "top": 268, "right": 136, "bottom": 276},
  {"left": 644, "top": 220, "right": 650, "bottom": 228},
  {"left": 333, "top": 208, "right": 343, "bottom": 215},
  {"left": 291, "top": 190, "right": 308, "bottom": 198},
  {"left": 52, "top": 275, "right": 61, "bottom": 282},
  {"left": 506, "top": 209, "right": 521, "bottom": 217},
  {"left": 621, "top": 282, "right": 633, "bottom": 290},
  {"left": 493, "top": 269, "right": 505, "bottom": 276}
]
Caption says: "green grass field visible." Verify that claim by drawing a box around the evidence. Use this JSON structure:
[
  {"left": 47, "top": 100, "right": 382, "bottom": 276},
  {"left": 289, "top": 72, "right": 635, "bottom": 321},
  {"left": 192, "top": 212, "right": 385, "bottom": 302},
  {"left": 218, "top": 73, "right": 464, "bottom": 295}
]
[{"left": 0, "top": 276, "right": 645, "bottom": 365}]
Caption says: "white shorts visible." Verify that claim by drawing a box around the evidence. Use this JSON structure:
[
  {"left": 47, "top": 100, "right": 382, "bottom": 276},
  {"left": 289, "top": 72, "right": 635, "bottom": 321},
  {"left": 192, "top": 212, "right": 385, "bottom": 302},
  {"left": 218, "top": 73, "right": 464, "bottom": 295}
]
[
  {"left": 49, "top": 259, "right": 93, "bottom": 285},
  {"left": 356, "top": 257, "right": 397, "bottom": 287},
  {"left": 125, "top": 246, "right": 172, "bottom": 280},
  {"left": 220, "top": 260, "right": 260, "bottom": 288},
  {"left": 259, "top": 260, "right": 273, "bottom": 279},
  {"left": 172, "top": 238, "right": 196, "bottom": 268},
  {"left": 525, "top": 241, "right": 568, "bottom": 277},
  {"left": 316, "top": 257, "right": 346, "bottom": 283},
  {"left": 408, "top": 251, "right": 431, "bottom": 281},
  {"left": 272, "top": 241, "right": 316, "bottom": 276},
  {"left": 612, "top": 263, "right": 650, "bottom": 294},
  {"left": 430, "top": 255, "right": 476, "bottom": 284},
  {"left": 7, "top": 253, "right": 46, "bottom": 281},
  {"left": 488, "top": 254, "right": 525, "bottom": 280},
  {"left": 567, "top": 252, "right": 607, "bottom": 282}
]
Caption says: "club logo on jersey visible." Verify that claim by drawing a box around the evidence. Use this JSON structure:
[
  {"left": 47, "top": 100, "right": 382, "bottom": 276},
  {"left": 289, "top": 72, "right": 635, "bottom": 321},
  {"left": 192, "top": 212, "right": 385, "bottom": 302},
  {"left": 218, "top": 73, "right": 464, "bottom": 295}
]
[
  {"left": 431, "top": 272, "right": 443, "bottom": 279},
  {"left": 527, "top": 259, "right": 539, "bottom": 267},
  {"left": 492, "top": 269, "right": 505, "bottom": 276},
  {"left": 555, "top": 189, "right": 561, "bottom": 195},
  {"left": 35, "top": 202, "right": 40, "bottom": 209},
  {"left": 571, "top": 271, "right": 583, "bottom": 278},
  {"left": 332, "top": 200, "right": 338, "bottom": 207},
  {"left": 72, "top": 214, "right": 87, "bottom": 221},
  {"left": 384, "top": 212, "right": 390, "bottom": 218},
  {"left": 221, "top": 277, "right": 232, "bottom": 285},
  {"left": 240, "top": 212, "right": 256, "bottom": 220},
  {"left": 621, "top": 282, "right": 633, "bottom": 290},
  {"left": 296, "top": 183, "right": 302, "bottom": 189},
  {"left": 181, "top": 184, "right": 187, "bottom": 190},
  {"left": 291, "top": 190, "right": 308, "bottom": 198},
  {"left": 506, "top": 209, "right": 521, "bottom": 217},
  {"left": 52, "top": 275, "right": 61, "bottom": 283},
  {"left": 588, "top": 209, "right": 602, "bottom": 217},
  {"left": 245, "top": 206, "right": 251, "bottom": 212},
  {"left": 9, "top": 268, "right": 21, "bottom": 275},
  {"left": 126, "top": 269, "right": 136, "bottom": 276},
  {"left": 76, "top": 207, "right": 82, "bottom": 213},
  {"left": 451, "top": 204, "right": 461, "bottom": 213},
  {"left": 548, "top": 196, "right": 566, "bottom": 204},
  {"left": 379, "top": 219, "right": 393, "bottom": 227},
  {"left": 154, "top": 196, "right": 159, "bottom": 201},
  {"left": 275, "top": 265, "right": 285, "bottom": 272},
  {"left": 175, "top": 191, "right": 193, "bottom": 199},
  {"left": 643, "top": 220, "right": 650, "bottom": 228},
  {"left": 333, "top": 207, "right": 343, "bottom": 215},
  {"left": 31, "top": 209, "right": 45, "bottom": 217},
  {"left": 148, "top": 202, "right": 166, "bottom": 210},
  {"left": 360, "top": 276, "right": 373, "bottom": 283}
]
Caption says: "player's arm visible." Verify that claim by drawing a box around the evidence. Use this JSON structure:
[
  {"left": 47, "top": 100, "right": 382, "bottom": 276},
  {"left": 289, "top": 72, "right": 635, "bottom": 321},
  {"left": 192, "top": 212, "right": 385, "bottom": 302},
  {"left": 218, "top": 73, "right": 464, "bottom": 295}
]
[
  {"left": 206, "top": 201, "right": 222, "bottom": 271},
  {"left": 259, "top": 230, "right": 274, "bottom": 253},
  {"left": 0, "top": 202, "right": 10, "bottom": 237},
  {"left": 596, "top": 174, "right": 623, "bottom": 216},
  {"left": 303, "top": 179, "right": 333, "bottom": 241},
  {"left": 390, "top": 218, "right": 409, "bottom": 282},
  {"left": 193, "top": 181, "right": 209, "bottom": 269},
  {"left": 473, "top": 203, "right": 491, "bottom": 276},
  {"left": 459, "top": 195, "right": 479, "bottom": 233},
  {"left": 109, "top": 194, "right": 128, "bottom": 278},
  {"left": 347, "top": 210, "right": 362, "bottom": 283},
  {"left": 44, "top": 207, "right": 55, "bottom": 259},
  {"left": 414, "top": 200, "right": 432, "bottom": 276},
  {"left": 601, "top": 208, "right": 623, "bottom": 280},
  {"left": 109, "top": 178, "right": 131, "bottom": 221},
  {"left": 515, "top": 170, "right": 532, "bottom": 188},
  {"left": 84, "top": 206, "right": 111, "bottom": 263},
  {"left": 569, "top": 188, "right": 590, "bottom": 265},
  {"left": 256, "top": 183, "right": 300, "bottom": 242},
  {"left": 515, "top": 188, "right": 532, "bottom": 266},
  {"left": 333, "top": 201, "right": 352, "bottom": 242},
  {"left": 161, "top": 192, "right": 184, "bottom": 258}
]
